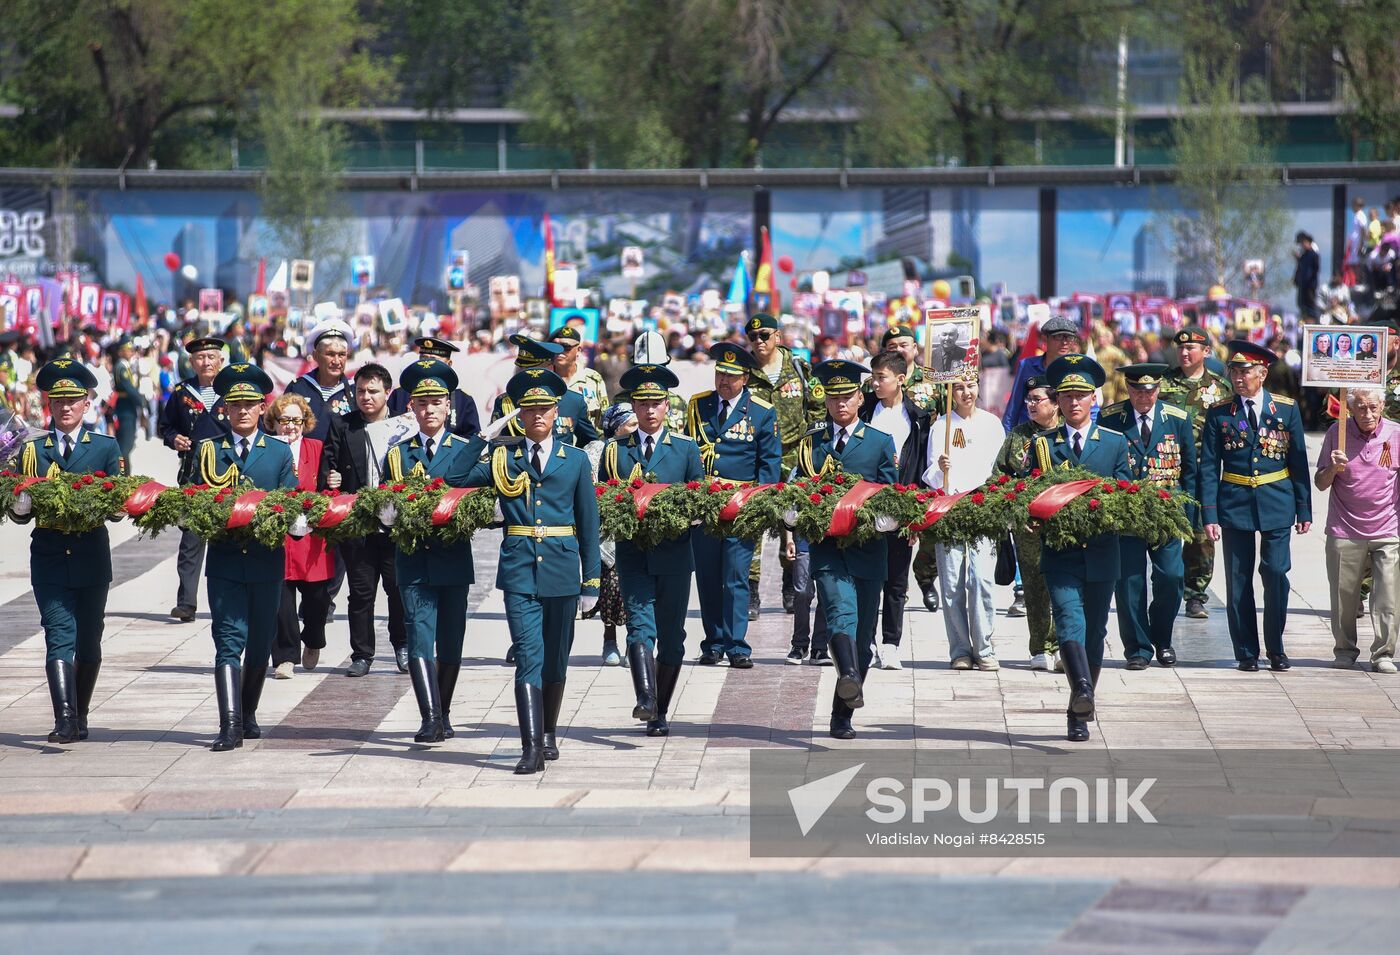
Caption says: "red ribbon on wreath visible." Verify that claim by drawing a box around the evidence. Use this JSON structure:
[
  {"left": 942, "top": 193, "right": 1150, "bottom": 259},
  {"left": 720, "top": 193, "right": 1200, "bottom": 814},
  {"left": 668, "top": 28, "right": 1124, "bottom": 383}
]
[
  {"left": 826, "top": 480, "right": 885, "bottom": 537},
  {"left": 719, "top": 483, "right": 775, "bottom": 522},
  {"left": 630, "top": 483, "right": 670, "bottom": 519},
  {"left": 908, "top": 491, "right": 968, "bottom": 533},
  {"left": 123, "top": 480, "right": 170, "bottom": 517},
  {"left": 316, "top": 493, "right": 359, "bottom": 529},
  {"left": 225, "top": 490, "right": 267, "bottom": 529},
  {"left": 12, "top": 476, "right": 46, "bottom": 496},
  {"left": 1027, "top": 479, "right": 1103, "bottom": 520},
  {"left": 431, "top": 486, "right": 485, "bottom": 526}
]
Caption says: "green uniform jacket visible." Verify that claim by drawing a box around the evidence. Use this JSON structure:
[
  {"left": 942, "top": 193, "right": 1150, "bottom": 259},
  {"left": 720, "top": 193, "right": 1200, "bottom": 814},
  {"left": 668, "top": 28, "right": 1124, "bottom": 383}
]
[
  {"left": 996, "top": 419, "right": 1054, "bottom": 478},
  {"left": 746, "top": 348, "right": 824, "bottom": 470},
  {"left": 797, "top": 424, "right": 898, "bottom": 582},
  {"left": 1099, "top": 399, "right": 1198, "bottom": 526},
  {"left": 1158, "top": 367, "right": 1231, "bottom": 459},
  {"left": 1199, "top": 392, "right": 1311, "bottom": 532},
  {"left": 385, "top": 431, "right": 489, "bottom": 587},
  {"left": 601, "top": 428, "right": 704, "bottom": 577},
  {"left": 19, "top": 429, "right": 123, "bottom": 587},
  {"left": 197, "top": 431, "right": 297, "bottom": 583}
]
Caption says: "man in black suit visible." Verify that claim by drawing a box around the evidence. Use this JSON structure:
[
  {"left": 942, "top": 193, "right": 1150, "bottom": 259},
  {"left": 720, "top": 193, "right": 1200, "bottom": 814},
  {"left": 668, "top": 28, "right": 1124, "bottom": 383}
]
[
  {"left": 1294, "top": 231, "right": 1321, "bottom": 320},
  {"left": 324, "top": 363, "right": 415, "bottom": 676},
  {"left": 859, "top": 351, "right": 931, "bottom": 669}
]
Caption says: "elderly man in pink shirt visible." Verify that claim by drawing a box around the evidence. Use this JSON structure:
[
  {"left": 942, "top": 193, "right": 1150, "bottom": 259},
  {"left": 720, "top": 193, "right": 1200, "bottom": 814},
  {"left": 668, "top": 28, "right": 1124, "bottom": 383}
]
[{"left": 1315, "top": 388, "right": 1400, "bottom": 673}]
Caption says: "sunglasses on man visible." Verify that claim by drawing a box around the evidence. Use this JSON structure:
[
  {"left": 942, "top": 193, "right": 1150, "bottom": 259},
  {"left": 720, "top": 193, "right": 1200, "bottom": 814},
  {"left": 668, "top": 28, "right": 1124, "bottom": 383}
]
[{"left": 747, "top": 331, "right": 774, "bottom": 342}]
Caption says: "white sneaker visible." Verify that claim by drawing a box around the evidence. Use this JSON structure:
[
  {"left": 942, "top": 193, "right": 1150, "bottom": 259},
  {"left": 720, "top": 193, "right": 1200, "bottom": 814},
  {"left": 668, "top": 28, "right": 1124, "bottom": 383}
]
[
  {"left": 879, "top": 645, "right": 903, "bottom": 670},
  {"left": 977, "top": 656, "right": 1000, "bottom": 671},
  {"left": 1374, "top": 658, "right": 1398, "bottom": 674},
  {"left": 951, "top": 656, "right": 973, "bottom": 670},
  {"left": 273, "top": 662, "right": 294, "bottom": 680},
  {"left": 1030, "top": 653, "right": 1052, "bottom": 671},
  {"left": 1053, "top": 651, "right": 1065, "bottom": 672}
]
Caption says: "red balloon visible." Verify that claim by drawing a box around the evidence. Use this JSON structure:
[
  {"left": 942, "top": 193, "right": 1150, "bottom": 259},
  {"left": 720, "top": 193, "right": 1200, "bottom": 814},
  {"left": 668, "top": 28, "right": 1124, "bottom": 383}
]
[
  {"left": 163, "top": 252, "right": 181, "bottom": 271},
  {"left": 777, "top": 255, "right": 794, "bottom": 274},
  {"left": 789, "top": 278, "right": 797, "bottom": 290}
]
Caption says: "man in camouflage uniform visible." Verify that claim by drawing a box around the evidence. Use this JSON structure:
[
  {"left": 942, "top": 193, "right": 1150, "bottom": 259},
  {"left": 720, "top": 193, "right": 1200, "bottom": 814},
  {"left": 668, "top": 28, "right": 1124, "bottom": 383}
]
[
  {"left": 551, "top": 325, "right": 611, "bottom": 429},
  {"left": 1158, "top": 325, "right": 1233, "bottom": 619},
  {"left": 872, "top": 324, "right": 946, "bottom": 611},
  {"left": 744, "top": 313, "right": 826, "bottom": 616}
]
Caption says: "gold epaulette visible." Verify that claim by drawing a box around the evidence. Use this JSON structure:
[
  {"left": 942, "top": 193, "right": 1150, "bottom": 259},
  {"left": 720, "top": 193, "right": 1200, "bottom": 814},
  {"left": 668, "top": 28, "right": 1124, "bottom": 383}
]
[
  {"left": 492, "top": 444, "right": 529, "bottom": 497},
  {"left": 1272, "top": 395, "right": 1295, "bottom": 405},
  {"left": 1161, "top": 404, "right": 1189, "bottom": 420},
  {"left": 386, "top": 445, "right": 404, "bottom": 483},
  {"left": 1034, "top": 436, "right": 1052, "bottom": 475},
  {"left": 749, "top": 395, "right": 773, "bottom": 410}
]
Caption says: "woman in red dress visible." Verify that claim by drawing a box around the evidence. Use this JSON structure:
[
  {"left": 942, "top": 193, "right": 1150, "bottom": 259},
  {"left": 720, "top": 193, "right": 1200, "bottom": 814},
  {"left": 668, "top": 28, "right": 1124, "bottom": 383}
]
[{"left": 267, "top": 394, "right": 335, "bottom": 679}]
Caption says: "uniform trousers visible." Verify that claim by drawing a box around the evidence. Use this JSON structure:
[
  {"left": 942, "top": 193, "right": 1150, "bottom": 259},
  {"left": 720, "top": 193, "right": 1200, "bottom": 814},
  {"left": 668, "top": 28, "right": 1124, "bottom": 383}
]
[
  {"left": 35, "top": 583, "right": 107, "bottom": 664},
  {"left": 814, "top": 571, "right": 882, "bottom": 672},
  {"left": 1045, "top": 563, "right": 1114, "bottom": 669},
  {"left": 619, "top": 573, "right": 692, "bottom": 667},
  {"left": 1115, "top": 537, "right": 1185, "bottom": 660},
  {"left": 505, "top": 591, "right": 579, "bottom": 688},
  {"left": 400, "top": 583, "right": 469, "bottom": 663},
  {"left": 1221, "top": 527, "right": 1292, "bottom": 660},
  {"left": 693, "top": 532, "right": 755, "bottom": 657},
  {"left": 208, "top": 580, "right": 281, "bottom": 669}
]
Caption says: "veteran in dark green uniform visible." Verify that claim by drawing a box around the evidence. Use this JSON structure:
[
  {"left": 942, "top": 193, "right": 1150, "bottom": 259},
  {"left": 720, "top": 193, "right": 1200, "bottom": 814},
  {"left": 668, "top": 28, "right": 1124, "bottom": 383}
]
[
  {"left": 1100, "top": 364, "right": 1197, "bottom": 669},
  {"left": 1033, "top": 355, "right": 1131, "bottom": 743},
  {"left": 1158, "top": 326, "right": 1232, "bottom": 618},
  {"left": 875, "top": 324, "right": 947, "bottom": 612},
  {"left": 15, "top": 361, "right": 123, "bottom": 744},
  {"left": 795, "top": 360, "right": 898, "bottom": 740},
  {"left": 197, "top": 363, "right": 297, "bottom": 752},
  {"left": 490, "top": 334, "right": 601, "bottom": 448},
  {"left": 686, "top": 344, "right": 782, "bottom": 667},
  {"left": 492, "top": 369, "right": 602, "bottom": 774},
  {"left": 383, "top": 358, "right": 495, "bottom": 744},
  {"left": 601, "top": 364, "right": 704, "bottom": 736},
  {"left": 743, "top": 313, "right": 825, "bottom": 616},
  {"left": 110, "top": 336, "right": 144, "bottom": 475},
  {"left": 1199, "top": 341, "right": 1312, "bottom": 673}
]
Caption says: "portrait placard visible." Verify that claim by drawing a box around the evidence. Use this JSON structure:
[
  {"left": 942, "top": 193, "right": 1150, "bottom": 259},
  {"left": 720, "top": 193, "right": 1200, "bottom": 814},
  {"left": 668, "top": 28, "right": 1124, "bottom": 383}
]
[
  {"left": 922, "top": 306, "right": 981, "bottom": 384},
  {"left": 1302, "top": 325, "right": 1386, "bottom": 388}
]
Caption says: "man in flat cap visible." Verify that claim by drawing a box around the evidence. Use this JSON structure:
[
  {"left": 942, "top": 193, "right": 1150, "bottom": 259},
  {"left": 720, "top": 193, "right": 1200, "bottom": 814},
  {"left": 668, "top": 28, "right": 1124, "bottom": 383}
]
[{"left": 1003, "top": 314, "right": 1082, "bottom": 432}]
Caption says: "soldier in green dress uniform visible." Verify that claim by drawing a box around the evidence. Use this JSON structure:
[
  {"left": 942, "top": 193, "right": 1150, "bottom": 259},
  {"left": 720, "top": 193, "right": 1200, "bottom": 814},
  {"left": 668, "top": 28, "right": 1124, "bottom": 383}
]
[
  {"left": 196, "top": 363, "right": 297, "bottom": 752},
  {"left": 1158, "top": 326, "right": 1232, "bottom": 618},
  {"left": 16, "top": 360, "right": 123, "bottom": 744}
]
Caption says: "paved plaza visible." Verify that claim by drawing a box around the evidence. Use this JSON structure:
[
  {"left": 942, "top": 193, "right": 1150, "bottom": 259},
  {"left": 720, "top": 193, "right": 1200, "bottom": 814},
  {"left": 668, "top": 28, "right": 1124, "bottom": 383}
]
[{"left": 2, "top": 437, "right": 1399, "bottom": 953}]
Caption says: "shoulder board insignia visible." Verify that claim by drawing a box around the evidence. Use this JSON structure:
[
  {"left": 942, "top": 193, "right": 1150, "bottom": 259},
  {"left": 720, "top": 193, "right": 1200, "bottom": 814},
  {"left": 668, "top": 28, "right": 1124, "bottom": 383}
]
[
  {"left": 1094, "top": 426, "right": 1122, "bottom": 437},
  {"left": 491, "top": 435, "right": 526, "bottom": 448},
  {"left": 1209, "top": 398, "right": 1234, "bottom": 409},
  {"left": 1272, "top": 395, "right": 1295, "bottom": 405},
  {"left": 1101, "top": 401, "right": 1127, "bottom": 417},
  {"left": 689, "top": 390, "right": 714, "bottom": 403},
  {"left": 748, "top": 395, "right": 773, "bottom": 410},
  {"left": 1161, "top": 404, "right": 1189, "bottom": 420},
  {"left": 668, "top": 433, "right": 693, "bottom": 442}
]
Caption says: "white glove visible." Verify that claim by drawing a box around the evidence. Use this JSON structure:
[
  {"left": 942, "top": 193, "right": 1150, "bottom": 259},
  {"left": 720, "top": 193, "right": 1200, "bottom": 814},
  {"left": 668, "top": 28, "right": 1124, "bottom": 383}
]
[
  {"left": 377, "top": 502, "right": 398, "bottom": 527},
  {"left": 11, "top": 492, "right": 32, "bottom": 517},
  {"left": 288, "top": 514, "right": 312, "bottom": 539},
  {"left": 580, "top": 595, "right": 598, "bottom": 615},
  {"left": 494, "top": 499, "right": 504, "bottom": 523},
  {"left": 482, "top": 408, "right": 521, "bottom": 442},
  {"left": 782, "top": 508, "right": 799, "bottom": 528},
  {"left": 874, "top": 515, "right": 900, "bottom": 533}
]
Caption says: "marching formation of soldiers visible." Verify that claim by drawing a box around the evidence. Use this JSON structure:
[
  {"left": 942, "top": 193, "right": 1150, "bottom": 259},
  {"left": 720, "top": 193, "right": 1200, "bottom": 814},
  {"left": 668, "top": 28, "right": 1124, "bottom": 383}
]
[{"left": 19, "top": 319, "right": 1323, "bottom": 755}]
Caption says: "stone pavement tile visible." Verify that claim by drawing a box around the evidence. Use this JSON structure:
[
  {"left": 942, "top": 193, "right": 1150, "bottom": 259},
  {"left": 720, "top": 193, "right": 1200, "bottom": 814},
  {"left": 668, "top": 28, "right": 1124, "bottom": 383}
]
[
  {"left": 1198, "top": 856, "right": 1400, "bottom": 887},
  {"left": 73, "top": 840, "right": 268, "bottom": 880},
  {"left": 636, "top": 839, "right": 815, "bottom": 872},
  {"left": 998, "top": 856, "right": 1216, "bottom": 882},
  {"left": 136, "top": 789, "right": 296, "bottom": 812},
  {"left": 1254, "top": 885, "right": 1399, "bottom": 953},
  {"left": 448, "top": 837, "right": 661, "bottom": 871},
  {"left": 0, "top": 845, "right": 86, "bottom": 881},
  {"left": 253, "top": 837, "right": 469, "bottom": 876},
  {"left": 429, "top": 788, "right": 585, "bottom": 808},
  {"left": 0, "top": 791, "right": 141, "bottom": 815},
  {"left": 0, "top": 776, "right": 156, "bottom": 794},
  {"left": 571, "top": 788, "right": 730, "bottom": 809},
  {"left": 283, "top": 788, "right": 440, "bottom": 809},
  {"left": 808, "top": 854, "right": 1013, "bottom": 876}
]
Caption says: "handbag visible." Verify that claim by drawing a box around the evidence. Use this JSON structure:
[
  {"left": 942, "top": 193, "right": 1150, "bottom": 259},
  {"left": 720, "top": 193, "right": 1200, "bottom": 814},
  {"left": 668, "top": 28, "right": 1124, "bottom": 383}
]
[{"left": 993, "top": 534, "right": 1017, "bottom": 586}]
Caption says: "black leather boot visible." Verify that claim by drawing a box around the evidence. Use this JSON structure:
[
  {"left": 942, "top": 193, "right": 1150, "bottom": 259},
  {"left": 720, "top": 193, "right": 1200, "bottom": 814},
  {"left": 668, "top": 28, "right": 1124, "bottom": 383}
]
[
  {"left": 628, "top": 642, "right": 658, "bottom": 721},
  {"left": 514, "top": 682, "right": 545, "bottom": 774},
  {"left": 1066, "top": 711, "right": 1090, "bottom": 741},
  {"left": 438, "top": 657, "right": 461, "bottom": 739},
  {"left": 74, "top": 659, "right": 101, "bottom": 742},
  {"left": 829, "top": 633, "right": 864, "bottom": 709},
  {"left": 1060, "top": 642, "right": 1095, "bottom": 721},
  {"left": 45, "top": 660, "right": 79, "bottom": 744},
  {"left": 409, "top": 657, "right": 444, "bottom": 743},
  {"left": 241, "top": 662, "right": 268, "bottom": 740},
  {"left": 542, "top": 680, "right": 565, "bottom": 760},
  {"left": 649, "top": 662, "right": 681, "bottom": 737},
  {"left": 830, "top": 694, "right": 856, "bottom": 740},
  {"left": 211, "top": 664, "right": 243, "bottom": 752}
]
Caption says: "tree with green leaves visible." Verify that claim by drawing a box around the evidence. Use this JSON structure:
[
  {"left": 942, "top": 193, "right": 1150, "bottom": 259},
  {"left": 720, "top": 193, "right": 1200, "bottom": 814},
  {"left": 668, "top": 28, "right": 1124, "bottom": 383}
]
[{"left": 0, "top": 0, "right": 392, "bottom": 168}]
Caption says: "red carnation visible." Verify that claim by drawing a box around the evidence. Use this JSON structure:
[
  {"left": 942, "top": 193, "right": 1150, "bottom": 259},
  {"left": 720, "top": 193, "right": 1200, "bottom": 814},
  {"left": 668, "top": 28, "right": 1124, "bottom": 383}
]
[
  {"left": 102, "top": 481, "right": 114, "bottom": 490},
  {"left": 379, "top": 483, "right": 389, "bottom": 490},
  {"left": 915, "top": 493, "right": 929, "bottom": 503},
  {"left": 630, "top": 478, "right": 643, "bottom": 490},
  {"left": 405, "top": 493, "right": 417, "bottom": 502},
  {"left": 82, "top": 474, "right": 94, "bottom": 485},
  {"left": 214, "top": 494, "right": 226, "bottom": 504},
  {"left": 614, "top": 492, "right": 628, "bottom": 502},
  {"left": 708, "top": 482, "right": 721, "bottom": 493},
  {"left": 1005, "top": 492, "right": 1017, "bottom": 500},
  {"left": 820, "top": 484, "right": 834, "bottom": 494},
  {"left": 1128, "top": 483, "right": 1140, "bottom": 493},
  {"left": 1089, "top": 499, "right": 1101, "bottom": 510},
  {"left": 392, "top": 483, "right": 406, "bottom": 493},
  {"left": 996, "top": 474, "right": 1010, "bottom": 486},
  {"left": 809, "top": 493, "right": 822, "bottom": 503},
  {"left": 1117, "top": 480, "right": 1130, "bottom": 490},
  {"left": 775, "top": 482, "right": 787, "bottom": 491},
  {"left": 93, "top": 470, "right": 107, "bottom": 478},
  {"left": 71, "top": 481, "right": 83, "bottom": 489},
  {"left": 971, "top": 492, "right": 985, "bottom": 504},
  {"left": 1158, "top": 490, "right": 1172, "bottom": 499},
  {"left": 271, "top": 504, "right": 285, "bottom": 513},
  {"left": 595, "top": 487, "right": 606, "bottom": 497},
  {"left": 833, "top": 474, "right": 847, "bottom": 485},
  {"left": 1102, "top": 485, "right": 1115, "bottom": 494},
  {"left": 686, "top": 481, "right": 700, "bottom": 490},
  {"left": 183, "top": 487, "right": 198, "bottom": 496},
  {"left": 322, "top": 489, "right": 336, "bottom": 497},
  {"left": 1031, "top": 468, "right": 1042, "bottom": 478},
  {"left": 302, "top": 498, "right": 316, "bottom": 510},
  {"left": 1014, "top": 481, "right": 1026, "bottom": 491},
  {"left": 606, "top": 478, "right": 620, "bottom": 487}
]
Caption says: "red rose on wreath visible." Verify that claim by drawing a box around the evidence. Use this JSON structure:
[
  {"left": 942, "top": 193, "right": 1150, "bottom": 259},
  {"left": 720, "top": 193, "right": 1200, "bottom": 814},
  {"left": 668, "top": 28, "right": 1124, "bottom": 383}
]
[
  {"left": 606, "top": 478, "right": 619, "bottom": 487},
  {"left": 1005, "top": 492, "right": 1017, "bottom": 500},
  {"left": 833, "top": 474, "right": 847, "bottom": 485},
  {"left": 183, "top": 487, "right": 198, "bottom": 496},
  {"left": 405, "top": 493, "right": 417, "bottom": 502},
  {"left": 630, "top": 478, "right": 643, "bottom": 490},
  {"left": 1014, "top": 481, "right": 1026, "bottom": 491},
  {"left": 915, "top": 493, "right": 929, "bottom": 503},
  {"left": 614, "top": 492, "right": 628, "bottom": 502},
  {"left": 81, "top": 475, "right": 93, "bottom": 485},
  {"left": 1116, "top": 480, "right": 1130, "bottom": 490},
  {"left": 996, "top": 475, "right": 1010, "bottom": 486},
  {"left": 271, "top": 504, "right": 285, "bottom": 513},
  {"left": 775, "top": 482, "right": 786, "bottom": 491},
  {"left": 971, "top": 492, "right": 985, "bottom": 504},
  {"left": 1158, "top": 489, "right": 1172, "bottom": 499},
  {"left": 302, "top": 498, "right": 316, "bottom": 510},
  {"left": 686, "top": 481, "right": 701, "bottom": 490},
  {"left": 820, "top": 484, "right": 833, "bottom": 494},
  {"left": 70, "top": 481, "right": 82, "bottom": 489},
  {"left": 1089, "top": 499, "right": 1101, "bottom": 510},
  {"left": 1128, "top": 483, "right": 1140, "bottom": 493},
  {"left": 392, "top": 483, "right": 406, "bottom": 493},
  {"left": 102, "top": 481, "right": 114, "bottom": 490},
  {"left": 809, "top": 493, "right": 822, "bottom": 503},
  {"left": 93, "top": 471, "right": 107, "bottom": 478},
  {"left": 1031, "top": 468, "right": 1042, "bottom": 478},
  {"left": 595, "top": 487, "right": 606, "bottom": 497}
]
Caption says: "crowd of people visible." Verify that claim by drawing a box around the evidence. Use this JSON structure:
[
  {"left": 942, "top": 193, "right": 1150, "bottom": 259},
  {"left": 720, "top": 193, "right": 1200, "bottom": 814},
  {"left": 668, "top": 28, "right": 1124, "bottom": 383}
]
[{"left": 9, "top": 282, "right": 1400, "bottom": 760}]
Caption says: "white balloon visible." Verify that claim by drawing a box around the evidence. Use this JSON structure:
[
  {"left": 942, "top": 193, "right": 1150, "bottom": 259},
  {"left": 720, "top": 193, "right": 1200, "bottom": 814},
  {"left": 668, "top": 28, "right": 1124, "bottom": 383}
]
[{"left": 180, "top": 264, "right": 198, "bottom": 281}]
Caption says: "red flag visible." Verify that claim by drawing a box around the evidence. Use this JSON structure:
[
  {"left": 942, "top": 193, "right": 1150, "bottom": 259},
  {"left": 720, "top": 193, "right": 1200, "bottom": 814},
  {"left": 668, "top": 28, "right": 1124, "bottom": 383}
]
[
  {"left": 134, "top": 273, "right": 149, "bottom": 325},
  {"left": 255, "top": 257, "right": 267, "bottom": 295},
  {"left": 543, "top": 213, "right": 556, "bottom": 306},
  {"left": 754, "top": 226, "right": 779, "bottom": 313}
]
